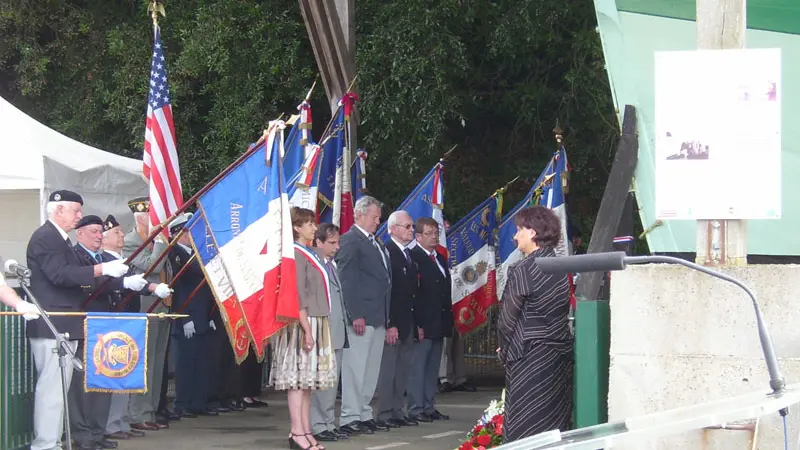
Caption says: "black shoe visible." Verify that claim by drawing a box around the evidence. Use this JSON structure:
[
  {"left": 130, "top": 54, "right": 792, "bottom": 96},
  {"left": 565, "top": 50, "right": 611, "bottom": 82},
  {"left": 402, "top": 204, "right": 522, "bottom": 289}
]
[
  {"left": 428, "top": 410, "right": 450, "bottom": 420},
  {"left": 361, "top": 419, "right": 389, "bottom": 432},
  {"left": 438, "top": 381, "right": 454, "bottom": 393},
  {"left": 313, "top": 430, "right": 338, "bottom": 442},
  {"left": 178, "top": 410, "right": 197, "bottom": 418},
  {"left": 400, "top": 417, "right": 420, "bottom": 426},
  {"left": 332, "top": 429, "right": 350, "bottom": 440},
  {"left": 222, "top": 401, "right": 246, "bottom": 412},
  {"left": 157, "top": 409, "right": 182, "bottom": 421},
  {"left": 189, "top": 408, "right": 219, "bottom": 416},
  {"left": 386, "top": 418, "right": 407, "bottom": 427},
  {"left": 340, "top": 422, "right": 372, "bottom": 435},
  {"left": 453, "top": 381, "right": 477, "bottom": 392},
  {"left": 376, "top": 419, "right": 400, "bottom": 429},
  {"left": 409, "top": 413, "right": 433, "bottom": 423},
  {"left": 97, "top": 439, "right": 119, "bottom": 449},
  {"left": 212, "top": 406, "right": 231, "bottom": 413}
]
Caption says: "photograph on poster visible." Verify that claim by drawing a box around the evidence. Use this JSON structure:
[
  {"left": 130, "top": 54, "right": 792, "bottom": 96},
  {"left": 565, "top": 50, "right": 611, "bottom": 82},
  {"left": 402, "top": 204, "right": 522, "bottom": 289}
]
[{"left": 654, "top": 48, "right": 782, "bottom": 220}]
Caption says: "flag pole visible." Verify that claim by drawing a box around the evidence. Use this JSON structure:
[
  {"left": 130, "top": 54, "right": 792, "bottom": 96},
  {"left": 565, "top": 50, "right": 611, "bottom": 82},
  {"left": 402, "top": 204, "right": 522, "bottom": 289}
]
[
  {"left": 143, "top": 251, "right": 198, "bottom": 314},
  {"left": 493, "top": 176, "right": 521, "bottom": 196},
  {"left": 441, "top": 144, "right": 458, "bottom": 160},
  {"left": 91, "top": 119, "right": 279, "bottom": 300},
  {"left": 317, "top": 75, "right": 358, "bottom": 147}
]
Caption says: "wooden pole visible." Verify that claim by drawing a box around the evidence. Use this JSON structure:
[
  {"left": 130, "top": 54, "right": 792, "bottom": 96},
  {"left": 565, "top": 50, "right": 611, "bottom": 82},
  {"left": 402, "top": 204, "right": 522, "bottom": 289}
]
[
  {"left": 0, "top": 311, "right": 188, "bottom": 318},
  {"left": 695, "top": 0, "right": 748, "bottom": 267}
]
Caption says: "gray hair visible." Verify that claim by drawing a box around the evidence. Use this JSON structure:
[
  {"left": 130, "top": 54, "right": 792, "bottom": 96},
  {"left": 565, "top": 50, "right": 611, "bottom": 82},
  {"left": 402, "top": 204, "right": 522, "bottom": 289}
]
[
  {"left": 387, "top": 210, "right": 408, "bottom": 228},
  {"left": 45, "top": 201, "right": 71, "bottom": 218},
  {"left": 354, "top": 195, "right": 383, "bottom": 217}
]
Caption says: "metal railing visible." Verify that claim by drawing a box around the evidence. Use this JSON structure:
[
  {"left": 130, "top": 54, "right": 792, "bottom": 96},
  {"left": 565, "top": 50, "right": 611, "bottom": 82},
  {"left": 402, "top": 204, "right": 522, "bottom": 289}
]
[
  {"left": 463, "top": 307, "right": 505, "bottom": 383},
  {"left": 0, "top": 299, "right": 35, "bottom": 450}
]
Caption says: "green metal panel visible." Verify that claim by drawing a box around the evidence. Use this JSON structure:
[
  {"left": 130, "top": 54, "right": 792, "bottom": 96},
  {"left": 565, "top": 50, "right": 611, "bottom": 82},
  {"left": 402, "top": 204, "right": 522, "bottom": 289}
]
[
  {"left": 573, "top": 300, "right": 610, "bottom": 428},
  {"left": 617, "top": 0, "right": 800, "bottom": 35},
  {"left": 0, "top": 303, "right": 35, "bottom": 450}
]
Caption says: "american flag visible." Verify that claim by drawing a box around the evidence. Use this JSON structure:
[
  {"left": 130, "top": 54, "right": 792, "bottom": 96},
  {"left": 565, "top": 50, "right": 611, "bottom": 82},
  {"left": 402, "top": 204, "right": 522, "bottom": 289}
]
[{"left": 143, "top": 26, "right": 183, "bottom": 233}]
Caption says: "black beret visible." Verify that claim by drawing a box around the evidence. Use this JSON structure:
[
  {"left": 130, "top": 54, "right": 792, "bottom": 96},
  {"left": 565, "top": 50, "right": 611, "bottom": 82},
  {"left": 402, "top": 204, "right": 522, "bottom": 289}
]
[
  {"left": 103, "top": 215, "right": 121, "bottom": 232},
  {"left": 49, "top": 190, "right": 83, "bottom": 205},
  {"left": 128, "top": 197, "right": 150, "bottom": 213},
  {"left": 76, "top": 215, "right": 104, "bottom": 229}
]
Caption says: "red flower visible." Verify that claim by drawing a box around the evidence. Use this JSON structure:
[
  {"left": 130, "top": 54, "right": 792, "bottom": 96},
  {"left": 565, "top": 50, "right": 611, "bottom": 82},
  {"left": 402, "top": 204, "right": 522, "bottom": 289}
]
[
  {"left": 472, "top": 424, "right": 484, "bottom": 435},
  {"left": 476, "top": 434, "right": 492, "bottom": 446},
  {"left": 491, "top": 415, "right": 504, "bottom": 436},
  {"left": 459, "top": 442, "right": 473, "bottom": 450}
]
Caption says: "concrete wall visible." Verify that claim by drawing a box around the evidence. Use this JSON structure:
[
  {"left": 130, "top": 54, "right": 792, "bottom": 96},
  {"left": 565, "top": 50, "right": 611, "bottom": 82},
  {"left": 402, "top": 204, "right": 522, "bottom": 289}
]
[{"left": 609, "top": 264, "right": 800, "bottom": 449}]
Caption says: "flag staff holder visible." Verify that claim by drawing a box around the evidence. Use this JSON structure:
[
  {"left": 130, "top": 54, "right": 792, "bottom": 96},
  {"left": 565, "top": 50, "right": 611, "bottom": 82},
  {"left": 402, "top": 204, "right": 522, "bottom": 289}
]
[{"left": 15, "top": 269, "right": 80, "bottom": 450}]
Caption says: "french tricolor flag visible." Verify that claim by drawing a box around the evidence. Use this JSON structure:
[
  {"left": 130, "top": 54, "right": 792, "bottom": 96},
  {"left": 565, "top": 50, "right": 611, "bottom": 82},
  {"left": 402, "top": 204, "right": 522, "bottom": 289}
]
[
  {"left": 376, "top": 160, "right": 447, "bottom": 258},
  {"left": 447, "top": 195, "right": 498, "bottom": 334},
  {"left": 287, "top": 143, "right": 322, "bottom": 214},
  {"left": 197, "top": 120, "right": 297, "bottom": 361}
]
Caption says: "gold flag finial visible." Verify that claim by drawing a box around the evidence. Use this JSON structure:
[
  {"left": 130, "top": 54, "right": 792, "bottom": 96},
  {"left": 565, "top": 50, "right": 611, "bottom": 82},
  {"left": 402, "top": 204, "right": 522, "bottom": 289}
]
[
  {"left": 553, "top": 120, "right": 564, "bottom": 146},
  {"left": 148, "top": 0, "right": 166, "bottom": 25}
]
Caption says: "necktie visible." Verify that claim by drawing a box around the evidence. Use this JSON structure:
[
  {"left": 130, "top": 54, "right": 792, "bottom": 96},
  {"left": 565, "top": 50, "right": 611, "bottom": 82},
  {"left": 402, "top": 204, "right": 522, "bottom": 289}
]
[
  {"left": 429, "top": 253, "right": 436, "bottom": 262},
  {"left": 403, "top": 248, "right": 412, "bottom": 266},
  {"left": 326, "top": 260, "right": 338, "bottom": 284},
  {"left": 95, "top": 254, "right": 103, "bottom": 264},
  {"left": 65, "top": 237, "right": 72, "bottom": 246}
]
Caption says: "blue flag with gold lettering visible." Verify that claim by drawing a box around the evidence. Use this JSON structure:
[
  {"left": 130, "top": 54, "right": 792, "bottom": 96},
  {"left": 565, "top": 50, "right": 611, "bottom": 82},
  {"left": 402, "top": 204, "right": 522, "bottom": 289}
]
[{"left": 84, "top": 312, "right": 148, "bottom": 393}]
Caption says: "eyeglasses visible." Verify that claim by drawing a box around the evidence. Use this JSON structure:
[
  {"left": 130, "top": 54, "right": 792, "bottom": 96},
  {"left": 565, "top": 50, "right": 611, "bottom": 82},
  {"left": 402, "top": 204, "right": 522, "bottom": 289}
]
[{"left": 394, "top": 223, "right": 413, "bottom": 230}]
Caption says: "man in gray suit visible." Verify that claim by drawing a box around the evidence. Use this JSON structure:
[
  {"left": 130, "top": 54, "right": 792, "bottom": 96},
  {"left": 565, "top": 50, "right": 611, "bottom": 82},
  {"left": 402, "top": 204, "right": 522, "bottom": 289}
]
[
  {"left": 335, "top": 196, "right": 392, "bottom": 435},
  {"left": 123, "top": 197, "right": 170, "bottom": 431},
  {"left": 310, "top": 224, "right": 350, "bottom": 442}
]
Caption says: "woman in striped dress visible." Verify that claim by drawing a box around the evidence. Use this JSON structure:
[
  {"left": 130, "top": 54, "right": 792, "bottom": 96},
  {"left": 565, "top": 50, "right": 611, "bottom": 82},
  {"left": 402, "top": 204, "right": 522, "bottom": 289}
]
[
  {"left": 497, "top": 206, "right": 573, "bottom": 442},
  {"left": 270, "top": 207, "right": 337, "bottom": 450}
]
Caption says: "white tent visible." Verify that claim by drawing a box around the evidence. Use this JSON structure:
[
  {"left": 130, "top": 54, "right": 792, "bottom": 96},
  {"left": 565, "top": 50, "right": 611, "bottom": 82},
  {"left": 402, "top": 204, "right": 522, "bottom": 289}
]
[{"left": 0, "top": 96, "right": 148, "bottom": 265}]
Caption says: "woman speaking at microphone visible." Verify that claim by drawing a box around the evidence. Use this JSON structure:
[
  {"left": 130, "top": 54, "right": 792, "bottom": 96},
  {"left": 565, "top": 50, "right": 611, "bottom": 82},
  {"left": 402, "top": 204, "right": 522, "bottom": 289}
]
[
  {"left": 270, "top": 207, "right": 336, "bottom": 450},
  {"left": 497, "top": 206, "right": 573, "bottom": 443}
]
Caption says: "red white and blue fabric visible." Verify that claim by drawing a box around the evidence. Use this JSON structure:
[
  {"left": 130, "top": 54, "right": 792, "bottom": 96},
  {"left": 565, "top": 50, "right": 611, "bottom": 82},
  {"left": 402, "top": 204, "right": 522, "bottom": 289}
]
[{"left": 142, "top": 26, "right": 183, "bottom": 235}]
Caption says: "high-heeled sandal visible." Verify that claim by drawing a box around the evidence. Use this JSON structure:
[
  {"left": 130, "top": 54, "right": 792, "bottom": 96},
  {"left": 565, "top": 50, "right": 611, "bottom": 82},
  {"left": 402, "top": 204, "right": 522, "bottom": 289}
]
[
  {"left": 305, "top": 433, "right": 324, "bottom": 450},
  {"left": 288, "top": 432, "right": 316, "bottom": 450}
]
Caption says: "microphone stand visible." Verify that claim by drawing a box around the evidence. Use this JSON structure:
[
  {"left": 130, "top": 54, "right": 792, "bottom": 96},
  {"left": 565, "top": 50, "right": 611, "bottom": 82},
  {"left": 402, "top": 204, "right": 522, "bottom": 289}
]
[
  {"left": 623, "top": 255, "right": 786, "bottom": 401},
  {"left": 17, "top": 271, "right": 81, "bottom": 450}
]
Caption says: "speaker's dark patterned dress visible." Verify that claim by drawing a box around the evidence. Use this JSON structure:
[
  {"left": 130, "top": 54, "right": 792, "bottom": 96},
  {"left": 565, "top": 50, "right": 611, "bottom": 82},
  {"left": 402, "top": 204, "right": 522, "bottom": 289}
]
[{"left": 498, "top": 246, "right": 574, "bottom": 443}]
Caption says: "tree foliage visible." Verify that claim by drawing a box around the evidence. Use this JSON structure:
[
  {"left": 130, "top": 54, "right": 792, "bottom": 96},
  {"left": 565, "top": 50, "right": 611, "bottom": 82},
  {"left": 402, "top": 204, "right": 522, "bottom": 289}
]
[{"left": 0, "top": 0, "right": 620, "bottom": 245}]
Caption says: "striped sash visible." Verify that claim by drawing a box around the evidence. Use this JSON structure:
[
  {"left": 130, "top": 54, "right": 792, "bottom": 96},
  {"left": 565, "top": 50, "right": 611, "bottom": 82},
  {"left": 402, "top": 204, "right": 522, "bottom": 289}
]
[{"left": 294, "top": 243, "right": 331, "bottom": 310}]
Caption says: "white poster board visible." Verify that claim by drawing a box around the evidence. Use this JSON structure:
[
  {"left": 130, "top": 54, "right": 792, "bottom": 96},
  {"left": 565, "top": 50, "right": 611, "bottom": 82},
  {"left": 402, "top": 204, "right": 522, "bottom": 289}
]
[{"left": 654, "top": 48, "right": 781, "bottom": 220}]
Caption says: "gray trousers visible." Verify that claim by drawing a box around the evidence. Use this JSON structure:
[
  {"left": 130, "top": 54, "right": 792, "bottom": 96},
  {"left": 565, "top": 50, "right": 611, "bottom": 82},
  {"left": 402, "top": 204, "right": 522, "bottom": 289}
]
[
  {"left": 106, "top": 394, "right": 131, "bottom": 434},
  {"left": 68, "top": 340, "right": 112, "bottom": 446},
  {"left": 127, "top": 317, "right": 170, "bottom": 424},
  {"left": 310, "top": 348, "right": 343, "bottom": 434},
  {"left": 439, "top": 332, "right": 467, "bottom": 385},
  {"left": 407, "top": 338, "right": 443, "bottom": 416},
  {"left": 339, "top": 325, "right": 385, "bottom": 426},
  {"left": 376, "top": 330, "right": 414, "bottom": 421},
  {"left": 30, "top": 338, "right": 78, "bottom": 450}
]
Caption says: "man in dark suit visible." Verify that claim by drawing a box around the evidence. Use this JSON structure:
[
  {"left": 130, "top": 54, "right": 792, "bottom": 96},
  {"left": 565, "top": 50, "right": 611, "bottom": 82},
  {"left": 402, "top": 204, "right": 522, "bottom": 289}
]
[
  {"left": 70, "top": 215, "right": 153, "bottom": 450},
  {"left": 26, "top": 191, "right": 130, "bottom": 450},
  {"left": 408, "top": 217, "right": 452, "bottom": 422},
  {"left": 335, "top": 195, "right": 392, "bottom": 435},
  {"left": 166, "top": 213, "right": 217, "bottom": 417},
  {"left": 376, "top": 211, "right": 420, "bottom": 429}
]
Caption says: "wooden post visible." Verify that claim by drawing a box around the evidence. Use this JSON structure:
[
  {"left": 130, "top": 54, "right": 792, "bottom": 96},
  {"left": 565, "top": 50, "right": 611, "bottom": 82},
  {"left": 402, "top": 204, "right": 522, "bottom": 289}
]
[
  {"left": 694, "top": 0, "right": 748, "bottom": 267},
  {"left": 575, "top": 105, "right": 638, "bottom": 301}
]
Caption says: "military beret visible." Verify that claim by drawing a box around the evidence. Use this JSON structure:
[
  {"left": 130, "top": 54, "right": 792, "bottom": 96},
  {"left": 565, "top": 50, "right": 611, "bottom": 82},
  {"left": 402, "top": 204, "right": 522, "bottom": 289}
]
[
  {"left": 76, "top": 215, "right": 104, "bottom": 229},
  {"left": 49, "top": 190, "right": 83, "bottom": 205},
  {"left": 103, "top": 215, "right": 121, "bottom": 233},
  {"left": 128, "top": 197, "right": 150, "bottom": 213}
]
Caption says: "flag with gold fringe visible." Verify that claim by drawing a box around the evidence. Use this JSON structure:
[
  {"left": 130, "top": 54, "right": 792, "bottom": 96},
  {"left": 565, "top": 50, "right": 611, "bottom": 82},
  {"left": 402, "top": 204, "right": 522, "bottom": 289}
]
[{"left": 84, "top": 312, "right": 148, "bottom": 393}]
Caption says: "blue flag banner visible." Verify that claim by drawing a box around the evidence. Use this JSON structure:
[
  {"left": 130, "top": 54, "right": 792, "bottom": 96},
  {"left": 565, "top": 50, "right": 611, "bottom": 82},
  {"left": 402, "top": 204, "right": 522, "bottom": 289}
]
[
  {"left": 283, "top": 120, "right": 305, "bottom": 188},
  {"left": 352, "top": 149, "right": 368, "bottom": 202},
  {"left": 375, "top": 162, "right": 443, "bottom": 244},
  {"left": 84, "top": 312, "right": 148, "bottom": 393},
  {"left": 317, "top": 108, "right": 346, "bottom": 222}
]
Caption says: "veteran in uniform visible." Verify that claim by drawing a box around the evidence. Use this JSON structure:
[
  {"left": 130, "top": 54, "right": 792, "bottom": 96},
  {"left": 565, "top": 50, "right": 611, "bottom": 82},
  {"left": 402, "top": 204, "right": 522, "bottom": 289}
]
[
  {"left": 101, "top": 215, "right": 171, "bottom": 441},
  {"left": 166, "top": 213, "right": 218, "bottom": 417},
  {"left": 123, "top": 197, "right": 172, "bottom": 431},
  {"left": 27, "top": 191, "right": 130, "bottom": 450}
]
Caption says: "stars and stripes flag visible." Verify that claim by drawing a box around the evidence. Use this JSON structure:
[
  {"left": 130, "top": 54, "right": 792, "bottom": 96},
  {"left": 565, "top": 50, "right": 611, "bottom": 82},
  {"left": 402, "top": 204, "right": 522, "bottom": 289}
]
[{"left": 142, "top": 26, "right": 183, "bottom": 235}]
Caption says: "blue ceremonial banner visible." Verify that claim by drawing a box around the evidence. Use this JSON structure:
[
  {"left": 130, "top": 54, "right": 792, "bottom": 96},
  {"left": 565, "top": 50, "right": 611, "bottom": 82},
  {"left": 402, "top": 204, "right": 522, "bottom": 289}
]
[
  {"left": 84, "top": 312, "right": 148, "bottom": 393},
  {"left": 317, "top": 107, "right": 345, "bottom": 222},
  {"left": 375, "top": 161, "right": 443, "bottom": 244}
]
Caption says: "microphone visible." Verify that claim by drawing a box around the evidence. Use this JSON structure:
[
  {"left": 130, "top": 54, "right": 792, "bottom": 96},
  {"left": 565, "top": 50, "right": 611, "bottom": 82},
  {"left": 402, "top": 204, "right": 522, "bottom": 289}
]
[
  {"left": 536, "top": 251, "right": 786, "bottom": 398},
  {"left": 4, "top": 259, "right": 31, "bottom": 277},
  {"left": 534, "top": 251, "right": 627, "bottom": 273}
]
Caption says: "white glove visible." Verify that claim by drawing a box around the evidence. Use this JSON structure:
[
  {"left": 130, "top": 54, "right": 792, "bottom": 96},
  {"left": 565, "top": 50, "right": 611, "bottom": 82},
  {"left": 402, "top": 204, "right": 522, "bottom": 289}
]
[
  {"left": 209, "top": 320, "right": 216, "bottom": 331},
  {"left": 101, "top": 260, "right": 129, "bottom": 277},
  {"left": 183, "top": 321, "right": 195, "bottom": 339},
  {"left": 123, "top": 274, "right": 148, "bottom": 291},
  {"left": 153, "top": 283, "right": 173, "bottom": 299},
  {"left": 14, "top": 300, "right": 40, "bottom": 321}
]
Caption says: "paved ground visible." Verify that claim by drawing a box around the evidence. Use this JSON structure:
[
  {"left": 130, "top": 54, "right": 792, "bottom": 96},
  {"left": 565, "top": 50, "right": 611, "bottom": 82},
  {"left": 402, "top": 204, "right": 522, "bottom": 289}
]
[{"left": 116, "top": 388, "right": 501, "bottom": 450}]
